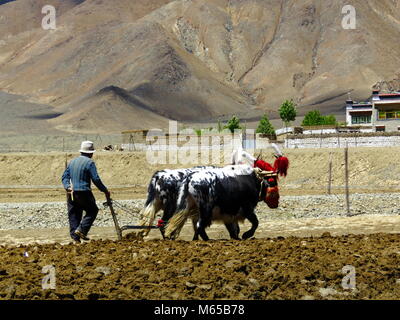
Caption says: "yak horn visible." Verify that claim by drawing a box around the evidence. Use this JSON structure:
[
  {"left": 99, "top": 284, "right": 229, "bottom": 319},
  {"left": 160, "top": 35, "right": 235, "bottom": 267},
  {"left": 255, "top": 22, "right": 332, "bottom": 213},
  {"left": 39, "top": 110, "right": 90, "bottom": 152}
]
[
  {"left": 254, "top": 167, "right": 277, "bottom": 178},
  {"left": 271, "top": 143, "right": 283, "bottom": 157}
]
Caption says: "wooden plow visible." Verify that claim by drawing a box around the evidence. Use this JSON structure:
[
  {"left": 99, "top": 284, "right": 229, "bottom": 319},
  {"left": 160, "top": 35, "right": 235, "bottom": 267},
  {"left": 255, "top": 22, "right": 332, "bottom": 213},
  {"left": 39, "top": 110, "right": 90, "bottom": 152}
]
[{"left": 103, "top": 199, "right": 160, "bottom": 240}]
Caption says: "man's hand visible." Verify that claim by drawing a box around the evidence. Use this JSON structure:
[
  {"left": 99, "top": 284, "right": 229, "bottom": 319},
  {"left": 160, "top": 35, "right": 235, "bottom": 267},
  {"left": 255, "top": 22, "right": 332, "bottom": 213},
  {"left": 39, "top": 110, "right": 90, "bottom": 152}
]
[
  {"left": 66, "top": 187, "right": 74, "bottom": 201},
  {"left": 105, "top": 190, "right": 111, "bottom": 201}
]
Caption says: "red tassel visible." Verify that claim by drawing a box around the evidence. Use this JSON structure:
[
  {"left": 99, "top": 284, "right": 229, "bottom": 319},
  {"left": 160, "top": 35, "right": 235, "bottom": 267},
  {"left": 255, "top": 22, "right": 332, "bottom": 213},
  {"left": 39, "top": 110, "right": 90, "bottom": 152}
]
[
  {"left": 254, "top": 159, "right": 275, "bottom": 171},
  {"left": 157, "top": 219, "right": 165, "bottom": 228},
  {"left": 265, "top": 186, "right": 279, "bottom": 208},
  {"left": 274, "top": 156, "right": 289, "bottom": 177}
]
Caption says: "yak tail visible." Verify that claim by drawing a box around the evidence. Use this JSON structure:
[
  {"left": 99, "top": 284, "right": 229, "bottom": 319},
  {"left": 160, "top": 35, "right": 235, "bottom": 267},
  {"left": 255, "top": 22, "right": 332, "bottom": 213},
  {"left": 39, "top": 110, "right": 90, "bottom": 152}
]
[
  {"left": 145, "top": 174, "right": 157, "bottom": 207},
  {"left": 138, "top": 175, "right": 159, "bottom": 236},
  {"left": 274, "top": 156, "right": 289, "bottom": 177},
  {"left": 137, "top": 202, "right": 159, "bottom": 236},
  {"left": 163, "top": 207, "right": 191, "bottom": 240},
  {"left": 164, "top": 179, "right": 192, "bottom": 239}
]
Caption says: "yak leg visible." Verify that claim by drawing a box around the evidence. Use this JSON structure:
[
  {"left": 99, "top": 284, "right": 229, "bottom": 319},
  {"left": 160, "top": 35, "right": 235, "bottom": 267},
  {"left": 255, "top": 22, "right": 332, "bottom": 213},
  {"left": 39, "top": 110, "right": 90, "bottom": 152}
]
[
  {"left": 242, "top": 208, "right": 259, "bottom": 240},
  {"left": 159, "top": 202, "right": 177, "bottom": 239},
  {"left": 193, "top": 218, "right": 209, "bottom": 241},
  {"left": 192, "top": 224, "right": 200, "bottom": 240},
  {"left": 224, "top": 222, "right": 240, "bottom": 240},
  {"left": 196, "top": 222, "right": 209, "bottom": 241},
  {"left": 193, "top": 205, "right": 211, "bottom": 241},
  {"left": 191, "top": 215, "right": 199, "bottom": 236}
]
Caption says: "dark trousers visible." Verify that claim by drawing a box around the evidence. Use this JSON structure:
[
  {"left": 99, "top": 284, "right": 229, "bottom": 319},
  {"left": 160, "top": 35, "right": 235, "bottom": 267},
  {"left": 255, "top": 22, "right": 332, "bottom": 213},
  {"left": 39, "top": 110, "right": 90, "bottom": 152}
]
[{"left": 67, "top": 191, "right": 99, "bottom": 240}]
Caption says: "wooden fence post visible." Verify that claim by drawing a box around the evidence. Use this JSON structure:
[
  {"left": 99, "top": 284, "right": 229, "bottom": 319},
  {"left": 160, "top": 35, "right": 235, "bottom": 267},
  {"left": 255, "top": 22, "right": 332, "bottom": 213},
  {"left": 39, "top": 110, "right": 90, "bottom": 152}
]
[
  {"left": 344, "top": 145, "right": 350, "bottom": 215},
  {"left": 328, "top": 152, "right": 332, "bottom": 195}
]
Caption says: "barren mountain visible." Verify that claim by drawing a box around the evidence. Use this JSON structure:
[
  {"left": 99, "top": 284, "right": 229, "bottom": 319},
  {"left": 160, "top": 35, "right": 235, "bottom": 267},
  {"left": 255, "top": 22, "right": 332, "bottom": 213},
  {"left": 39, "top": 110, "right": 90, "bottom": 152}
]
[{"left": 1, "top": 0, "right": 400, "bottom": 133}]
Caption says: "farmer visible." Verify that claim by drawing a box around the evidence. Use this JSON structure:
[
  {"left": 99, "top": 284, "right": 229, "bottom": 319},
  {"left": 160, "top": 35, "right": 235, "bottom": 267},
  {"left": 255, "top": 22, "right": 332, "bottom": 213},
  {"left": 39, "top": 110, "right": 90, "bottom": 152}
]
[{"left": 62, "top": 141, "right": 111, "bottom": 243}]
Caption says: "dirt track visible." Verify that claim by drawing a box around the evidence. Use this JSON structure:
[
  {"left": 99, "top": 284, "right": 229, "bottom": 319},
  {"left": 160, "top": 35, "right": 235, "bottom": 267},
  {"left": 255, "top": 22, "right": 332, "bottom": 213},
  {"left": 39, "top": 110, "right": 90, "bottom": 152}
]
[{"left": 2, "top": 213, "right": 400, "bottom": 246}]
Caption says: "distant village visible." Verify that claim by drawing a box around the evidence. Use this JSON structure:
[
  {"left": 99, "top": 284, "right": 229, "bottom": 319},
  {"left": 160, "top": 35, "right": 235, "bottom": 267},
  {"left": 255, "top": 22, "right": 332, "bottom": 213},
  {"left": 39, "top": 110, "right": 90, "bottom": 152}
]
[
  {"left": 345, "top": 90, "right": 400, "bottom": 133},
  {"left": 275, "top": 90, "right": 400, "bottom": 139}
]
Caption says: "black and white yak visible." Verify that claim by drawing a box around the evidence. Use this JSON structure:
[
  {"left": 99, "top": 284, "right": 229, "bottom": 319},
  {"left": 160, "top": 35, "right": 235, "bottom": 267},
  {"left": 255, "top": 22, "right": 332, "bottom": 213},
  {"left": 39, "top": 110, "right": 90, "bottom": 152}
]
[
  {"left": 139, "top": 165, "right": 253, "bottom": 239},
  {"left": 139, "top": 144, "right": 288, "bottom": 239},
  {"left": 138, "top": 166, "right": 214, "bottom": 237},
  {"left": 163, "top": 164, "right": 281, "bottom": 241}
]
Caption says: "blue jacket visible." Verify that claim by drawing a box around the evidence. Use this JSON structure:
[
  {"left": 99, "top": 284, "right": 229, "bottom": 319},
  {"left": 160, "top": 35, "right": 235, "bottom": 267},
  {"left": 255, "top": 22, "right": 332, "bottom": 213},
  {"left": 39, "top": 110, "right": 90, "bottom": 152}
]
[{"left": 62, "top": 155, "right": 108, "bottom": 193}]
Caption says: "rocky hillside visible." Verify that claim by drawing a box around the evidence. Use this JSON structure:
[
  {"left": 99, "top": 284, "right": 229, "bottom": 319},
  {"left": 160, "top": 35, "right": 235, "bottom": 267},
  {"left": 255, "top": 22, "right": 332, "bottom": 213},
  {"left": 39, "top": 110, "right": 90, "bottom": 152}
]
[{"left": 1, "top": 0, "right": 400, "bottom": 133}]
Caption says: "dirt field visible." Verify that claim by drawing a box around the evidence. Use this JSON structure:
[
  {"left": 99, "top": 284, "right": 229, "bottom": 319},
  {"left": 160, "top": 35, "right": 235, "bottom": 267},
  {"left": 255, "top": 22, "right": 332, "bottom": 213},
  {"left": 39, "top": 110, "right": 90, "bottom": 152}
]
[
  {"left": 1, "top": 149, "right": 400, "bottom": 300},
  {"left": 1, "top": 233, "right": 400, "bottom": 300}
]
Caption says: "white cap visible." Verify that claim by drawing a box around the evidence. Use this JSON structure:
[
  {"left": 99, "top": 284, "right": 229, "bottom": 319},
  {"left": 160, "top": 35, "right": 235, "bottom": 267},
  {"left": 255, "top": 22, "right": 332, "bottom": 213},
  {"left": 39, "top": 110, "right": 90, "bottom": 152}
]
[{"left": 79, "top": 141, "right": 96, "bottom": 154}]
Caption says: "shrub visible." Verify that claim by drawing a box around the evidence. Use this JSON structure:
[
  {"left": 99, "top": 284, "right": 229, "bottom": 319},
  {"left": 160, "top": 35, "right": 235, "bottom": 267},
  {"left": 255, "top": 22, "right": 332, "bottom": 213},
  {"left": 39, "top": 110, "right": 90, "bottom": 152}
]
[
  {"left": 256, "top": 114, "right": 276, "bottom": 136},
  {"left": 279, "top": 99, "right": 297, "bottom": 127},
  {"left": 302, "top": 110, "right": 337, "bottom": 126},
  {"left": 224, "top": 115, "right": 242, "bottom": 133}
]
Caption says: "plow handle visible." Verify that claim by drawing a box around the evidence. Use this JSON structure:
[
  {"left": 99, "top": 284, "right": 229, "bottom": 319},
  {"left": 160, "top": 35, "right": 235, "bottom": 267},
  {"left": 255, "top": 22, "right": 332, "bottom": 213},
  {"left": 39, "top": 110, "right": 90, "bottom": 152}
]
[{"left": 107, "top": 198, "right": 122, "bottom": 241}]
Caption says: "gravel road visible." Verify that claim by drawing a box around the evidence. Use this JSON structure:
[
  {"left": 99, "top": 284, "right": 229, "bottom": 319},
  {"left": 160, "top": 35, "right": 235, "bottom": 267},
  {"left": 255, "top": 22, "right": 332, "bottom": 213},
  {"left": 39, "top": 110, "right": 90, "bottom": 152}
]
[{"left": 0, "top": 193, "right": 399, "bottom": 230}]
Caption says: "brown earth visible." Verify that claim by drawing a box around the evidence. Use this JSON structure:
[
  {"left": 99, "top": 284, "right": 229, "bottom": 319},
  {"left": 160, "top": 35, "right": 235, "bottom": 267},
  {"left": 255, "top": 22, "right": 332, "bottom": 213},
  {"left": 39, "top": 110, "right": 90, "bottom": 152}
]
[
  {"left": 1, "top": 233, "right": 400, "bottom": 300},
  {"left": 2, "top": 148, "right": 400, "bottom": 300},
  {"left": 2, "top": 213, "right": 400, "bottom": 246},
  {"left": 0, "top": 147, "right": 400, "bottom": 202}
]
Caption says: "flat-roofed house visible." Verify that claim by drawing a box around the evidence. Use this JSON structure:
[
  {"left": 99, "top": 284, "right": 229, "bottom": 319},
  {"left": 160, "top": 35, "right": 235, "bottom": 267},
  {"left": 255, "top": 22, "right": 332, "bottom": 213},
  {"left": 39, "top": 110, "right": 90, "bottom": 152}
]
[
  {"left": 346, "top": 90, "right": 400, "bottom": 132},
  {"left": 372, "top": 91, "right": 400, "bottom": 132},
  {"left": 346, "top": 100, "right": 373, "bottom": 127}
]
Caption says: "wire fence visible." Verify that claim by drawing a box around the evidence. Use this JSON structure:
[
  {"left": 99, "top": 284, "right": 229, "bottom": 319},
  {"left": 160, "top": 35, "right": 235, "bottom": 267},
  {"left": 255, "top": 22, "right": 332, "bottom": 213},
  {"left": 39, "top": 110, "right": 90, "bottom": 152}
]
[
  {"left": 5, "top": 132, "right": 400, "bottom": 153},
  {"left": 0, "top": 134, "right": 122, "bottom": 153},
  {"left": 0, "top": 132, "right": 269, "bottom": 153},
  {"left": 285, "top": 135, "right": 400, "bottom": 148}
]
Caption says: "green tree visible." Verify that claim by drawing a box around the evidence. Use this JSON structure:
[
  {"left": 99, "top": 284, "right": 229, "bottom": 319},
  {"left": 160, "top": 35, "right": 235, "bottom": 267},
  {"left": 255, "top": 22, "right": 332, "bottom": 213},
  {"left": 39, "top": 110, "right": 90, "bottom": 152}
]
[
  {"left": 279, "top": 99, "right": 297, "bottom": 127},
  {"left": 256, "top": 114, "right": 275, "bottom": 136},
  {"left": 302, "top": 110, "right": 323, "bottom": 126},
  {"left": 224, "top": 115, "right": 242, "bottom": 133},
  {"left": 322, "top": 115, "right": 337, "bottom": 125},
  {"left": 302, "top": 110, "right": 337, "bottom": 126}
]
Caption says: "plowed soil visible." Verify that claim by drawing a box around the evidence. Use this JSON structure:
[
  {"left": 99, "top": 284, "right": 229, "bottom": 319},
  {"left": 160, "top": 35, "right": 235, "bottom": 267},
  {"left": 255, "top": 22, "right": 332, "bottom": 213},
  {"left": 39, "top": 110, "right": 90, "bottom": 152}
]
[{"left": 1, "top": 233, "right": 400, "bottom": 300}]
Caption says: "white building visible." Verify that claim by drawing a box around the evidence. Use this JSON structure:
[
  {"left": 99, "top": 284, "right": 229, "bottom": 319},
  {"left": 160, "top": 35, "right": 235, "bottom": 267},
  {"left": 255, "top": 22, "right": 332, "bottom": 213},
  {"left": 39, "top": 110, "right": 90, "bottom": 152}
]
[{"left": 346, "top": 90, "right": 400, "bottom": 132}]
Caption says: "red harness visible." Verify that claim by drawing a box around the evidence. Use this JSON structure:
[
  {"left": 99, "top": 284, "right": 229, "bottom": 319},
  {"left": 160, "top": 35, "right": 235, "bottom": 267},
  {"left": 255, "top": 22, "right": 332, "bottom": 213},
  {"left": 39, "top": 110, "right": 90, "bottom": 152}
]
[
  {"left": 253, "top": 156, "right": 289, "bottom": 208},
  {"left": 254, "top": 156, "right": 289, "bottom": 177}
]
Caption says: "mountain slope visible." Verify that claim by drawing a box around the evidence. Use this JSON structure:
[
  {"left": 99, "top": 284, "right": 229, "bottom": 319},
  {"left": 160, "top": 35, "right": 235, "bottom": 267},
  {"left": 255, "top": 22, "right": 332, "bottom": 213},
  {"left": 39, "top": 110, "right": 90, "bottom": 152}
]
[
  {"left": 1, "top": 0, "right": 400, "bottom": 133},
  {"left": 49, "top": 86, "right": 170, "bottom": 133}
]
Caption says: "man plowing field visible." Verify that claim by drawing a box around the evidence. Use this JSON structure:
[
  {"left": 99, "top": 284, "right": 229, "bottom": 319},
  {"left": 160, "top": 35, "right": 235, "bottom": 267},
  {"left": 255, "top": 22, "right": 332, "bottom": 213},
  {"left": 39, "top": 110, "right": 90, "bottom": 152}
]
[{"left": 61, "top": 141, "right": 111, "bottom": 243}]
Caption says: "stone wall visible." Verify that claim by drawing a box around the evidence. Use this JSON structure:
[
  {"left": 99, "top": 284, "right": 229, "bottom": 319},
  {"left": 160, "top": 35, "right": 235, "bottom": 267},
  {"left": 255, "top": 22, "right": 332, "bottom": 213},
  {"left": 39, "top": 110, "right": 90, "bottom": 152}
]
[{"left": 286, "top": 135, "right": 400, "bottom": 149}]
